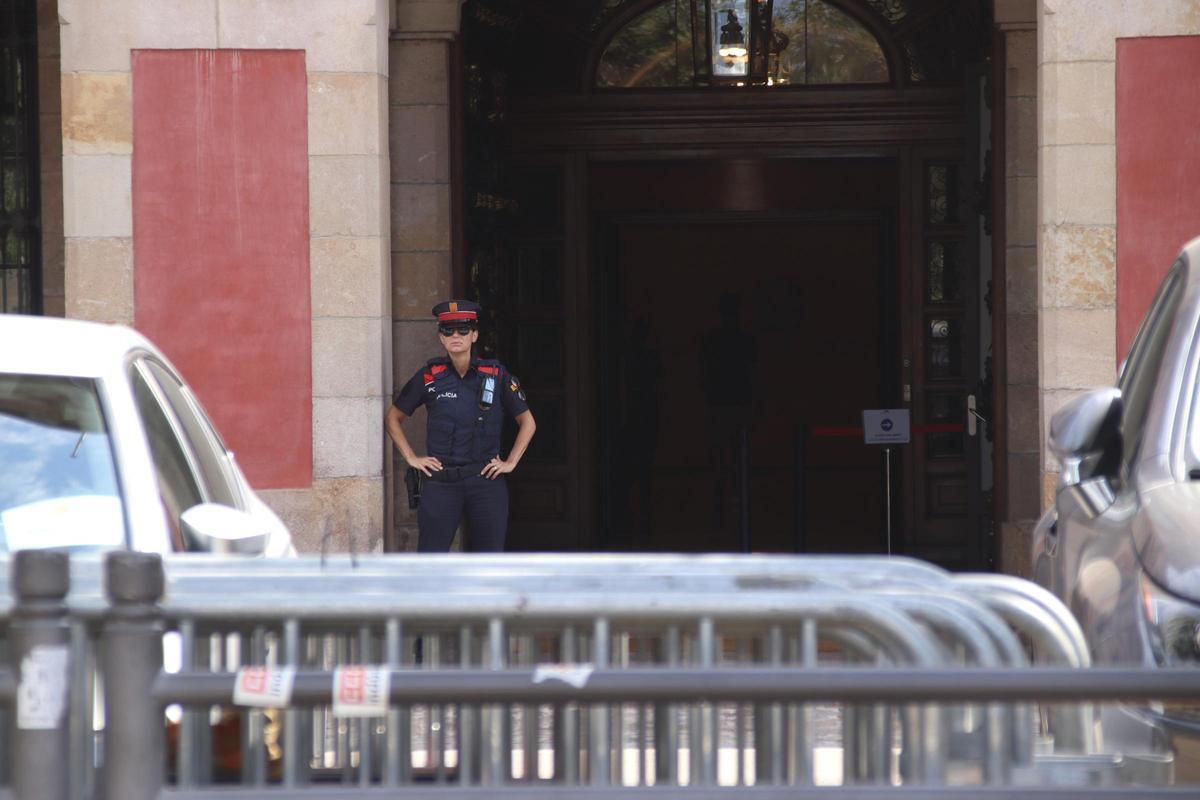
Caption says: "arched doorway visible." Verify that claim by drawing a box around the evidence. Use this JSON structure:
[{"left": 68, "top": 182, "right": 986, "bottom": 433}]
[{"left": 459, "top": 0, "right": 996, "bottom": 568}]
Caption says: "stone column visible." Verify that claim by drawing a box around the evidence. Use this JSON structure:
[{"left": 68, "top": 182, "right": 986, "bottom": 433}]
[
  {"left": 59, "top": 0, "right": 139, "bottom": 325},
  {"left": 995, "top": 0, "right": 1039, "bottom": 576},
  {"left": 388, "top": 0, "right": 461, "bottom": 550}
]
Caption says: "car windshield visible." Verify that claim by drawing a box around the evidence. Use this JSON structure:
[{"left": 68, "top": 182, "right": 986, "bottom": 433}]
[{"left": 0, "top": 374, "right": 125, "bottom": 551}]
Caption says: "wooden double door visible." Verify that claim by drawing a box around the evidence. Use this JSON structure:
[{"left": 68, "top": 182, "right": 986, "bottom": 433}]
[{"left": 492, "top": 149, "right": 990, "bottom": 569}]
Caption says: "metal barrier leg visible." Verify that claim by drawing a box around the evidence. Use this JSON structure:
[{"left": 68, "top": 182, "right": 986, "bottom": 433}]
[
  {"left": 793, "top": 620, "right": 817, "bottom": 786},
  {"left": 590, "top": 617, "right": 611, "bottom": 786},
  {"left": 68, "top": 619, "right": 95, "bottom": 800},
  {"left": 486, "top": 617, "right": 506, "bottom": 785},
  {"left": 246, "top": 625, "right": 268, "bottom": 785},
  {"left": 653, "top": 626, "right": 679, "bottom": 785},
  {"left": 384, "top": 618, "right": 405, "bottom": 786},
  {"left": 614, "top": 632, "right": 629, "bottom": 786},
  {"left": 358, "top": 625, "right": 374, "bottom": 787},
  {"left": 428, "top": 633, "right": 444, "bottom": 783},
  {"left": 10, "top": 549, "right": 71, "bottom": 800},
  {"left": 283, "top": 618, "right": 301, "bottom": 787},
  {"left": 102, "top": 551, "right": 165, "bottom": 800},
  {"left": 557, "top": 625, "right": 578, "bottom": 784},
  {"left": 520, "top": 633, "right": 538, "bottom": 782},
  {"left": 699, "top": 617, "right": 717, "bottom": 786}
]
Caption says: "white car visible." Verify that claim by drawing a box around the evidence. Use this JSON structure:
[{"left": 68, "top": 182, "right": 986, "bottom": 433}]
[{"left": 0, "top": 315, "right": 293, "bottom": 557}]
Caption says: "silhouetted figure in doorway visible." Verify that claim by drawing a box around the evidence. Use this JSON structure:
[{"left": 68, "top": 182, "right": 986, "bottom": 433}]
[
  {"left": 699, "top": 294, "right": 758, "bottom": 535},
  {"left": 616, "top": 317, "right": 663, "bottom": 548}
]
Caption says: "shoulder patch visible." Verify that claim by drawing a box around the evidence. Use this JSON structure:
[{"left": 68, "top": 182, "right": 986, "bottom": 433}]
[{"left": 508, "top": 374, "right": 526, "bottom": 402}]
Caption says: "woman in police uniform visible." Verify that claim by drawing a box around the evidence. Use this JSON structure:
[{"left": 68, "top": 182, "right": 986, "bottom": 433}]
[{"left": 384, "top": 300, "right": 536, "bottom": 551}]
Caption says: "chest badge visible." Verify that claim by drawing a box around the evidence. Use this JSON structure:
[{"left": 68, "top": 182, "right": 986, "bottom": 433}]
[{"left": 479, "top": 375, "right": 496, "bottom": 410}]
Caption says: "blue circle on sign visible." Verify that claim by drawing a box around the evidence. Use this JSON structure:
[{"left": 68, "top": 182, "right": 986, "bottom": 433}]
[{"left": 881, "top": 418, "right": 894, "bottom": 431}]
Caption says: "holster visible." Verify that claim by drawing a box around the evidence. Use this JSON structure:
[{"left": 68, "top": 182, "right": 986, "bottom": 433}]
[{"left": 404, "top": 466, "right": 422, "bottom": 509}]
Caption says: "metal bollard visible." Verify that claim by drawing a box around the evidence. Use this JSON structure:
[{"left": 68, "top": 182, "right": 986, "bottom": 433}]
[
  {"left": 10, "top": 549, "right": 71, "bottom": 800},
  {"left": 102, "top": 551, "right": 165, "bottom": 800}
]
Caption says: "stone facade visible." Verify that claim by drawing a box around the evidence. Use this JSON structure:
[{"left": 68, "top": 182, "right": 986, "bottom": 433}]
[
  {"left": 28, "top": 0, "right": 1200, "bottom": 564},
  {"left": 51, "top": 0, "right": 394, "bottom": 553},
  {"left": 1037, "top": 0, "right": 1200, "bottom": 515}
]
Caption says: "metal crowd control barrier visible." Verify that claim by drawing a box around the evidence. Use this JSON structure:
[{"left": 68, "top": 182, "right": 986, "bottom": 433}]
[{"left": 0, "top": 551, "right": 1196, "bottom": 799}]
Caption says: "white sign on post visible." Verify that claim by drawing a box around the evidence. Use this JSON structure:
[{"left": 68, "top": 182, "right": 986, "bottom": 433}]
[
  {"left": 17, "top": 645, "right": 69, "bottom": 730},
  {"left": 331, "top": 665, "right": 391, "bottom": 718},
  {"left": 862, "top": 409, "right": 911, "bottom": 445}
]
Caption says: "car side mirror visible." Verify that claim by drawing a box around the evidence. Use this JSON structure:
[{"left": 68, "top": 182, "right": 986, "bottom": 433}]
[
  {"left": 1048, "top": 387, "right": 1122, "bottom": 518},
  {"left": 179, "top": 503, "right": 269, "bottom": 555}
]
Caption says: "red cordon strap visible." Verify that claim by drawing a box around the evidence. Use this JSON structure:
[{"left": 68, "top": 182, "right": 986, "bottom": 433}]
[
  {"left": 437, "top": 311, "right": 477, "bottom": 321},
  {"left": 809, "top": 423, "right": 965, "bottom": 438},
  {"left": 430, "top": 364, "right": 448, "bottom": 374},
  {"left": 477, "top": 365, "right": 499, "bottom": 376},
  {"left": 809, "top": 426, "right": 864, "bottom": 438}
]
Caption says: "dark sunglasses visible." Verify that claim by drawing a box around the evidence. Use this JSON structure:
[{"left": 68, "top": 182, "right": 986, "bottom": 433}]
[{"left": 438, "top": 323, "right": 476, "bottom": 337}]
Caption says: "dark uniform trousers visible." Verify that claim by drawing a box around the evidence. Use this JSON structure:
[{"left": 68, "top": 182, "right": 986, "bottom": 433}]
[{"left": 417, "top": 473, "right": 509, "bottom": 552}]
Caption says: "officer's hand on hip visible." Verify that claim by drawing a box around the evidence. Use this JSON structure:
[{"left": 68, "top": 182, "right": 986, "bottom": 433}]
[
  {"left": 410, "top": 456, "right": 443, "bottom": 476},
  {"left": 481, "top": 457, "right": 514, "bottom": 480}
]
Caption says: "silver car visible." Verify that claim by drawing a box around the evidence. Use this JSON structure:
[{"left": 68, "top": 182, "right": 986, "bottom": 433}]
[
  {"left": 1035, "top": 237, "right": 1200, "bottom": 757},
  {"left": 0, "top": 315, "right": 293, "bottom": 557}
]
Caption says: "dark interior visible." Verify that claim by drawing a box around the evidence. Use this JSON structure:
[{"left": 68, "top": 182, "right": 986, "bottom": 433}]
[{"left": 592, "top": 158, "right": 898, "bottom": 552}]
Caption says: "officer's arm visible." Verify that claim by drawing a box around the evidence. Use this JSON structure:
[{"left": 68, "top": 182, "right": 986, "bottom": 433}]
[
  {"left": 505, "top": 410, "right": 536, "bottom": 468},
  {"left": 385, "top": 406, "right": 417, "bottom": 462},
  {"left": 386, "top": 405, "right": 443, "bottom": 475}
]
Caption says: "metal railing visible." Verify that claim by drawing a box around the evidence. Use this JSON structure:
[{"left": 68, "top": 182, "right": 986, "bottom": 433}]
[{"left": 0, "top": 550, "right": 1195, "bottom": 799}]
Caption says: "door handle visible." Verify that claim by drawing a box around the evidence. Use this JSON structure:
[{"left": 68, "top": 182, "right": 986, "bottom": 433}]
[{"left": 966, "top": 394, "right": 987, "bottom": 436}]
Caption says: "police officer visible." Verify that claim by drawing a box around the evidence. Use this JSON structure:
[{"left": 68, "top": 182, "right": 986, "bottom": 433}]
[{"left": 385, "top": 300, "right": 536, "bottom": 551}]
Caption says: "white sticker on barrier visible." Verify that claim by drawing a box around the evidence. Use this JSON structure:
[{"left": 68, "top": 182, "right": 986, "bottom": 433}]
[
  {"left": 332, "top": 665, "right": 391, "bottom": 718},
  {"left": 17, "top": 644, "right": 69, "bottom": 730},
  {"left": 233, "top": 666, "right": 296, "bottom": 708},
  {"left": 532, "top": 663, "right": 594, "bottom": 689}
]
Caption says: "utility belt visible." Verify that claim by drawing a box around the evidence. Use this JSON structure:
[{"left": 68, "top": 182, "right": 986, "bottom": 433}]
[
  {"left": 423, "top": 461, "right": 490, "bottom": 483},
  {"left": 405, "top": 461, "right": 490, "bottom": 509}
]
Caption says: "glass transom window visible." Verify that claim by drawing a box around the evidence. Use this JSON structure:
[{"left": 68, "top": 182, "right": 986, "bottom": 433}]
[{"left": 597, "top": 0, "right": 890, "bottom": 88}]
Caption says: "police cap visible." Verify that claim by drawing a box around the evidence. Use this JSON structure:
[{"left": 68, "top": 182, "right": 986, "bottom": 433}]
[{"left": 431, "top": 299, "right": 481, "bottom": 323}]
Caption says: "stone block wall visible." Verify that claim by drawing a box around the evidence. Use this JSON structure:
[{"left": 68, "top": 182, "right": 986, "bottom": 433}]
[
  {"left": 54, "top": 0, "right": 394, "bottom": 553},
  {"left": 1037, "top": 0, "right": 1200, "bottom": 506}
]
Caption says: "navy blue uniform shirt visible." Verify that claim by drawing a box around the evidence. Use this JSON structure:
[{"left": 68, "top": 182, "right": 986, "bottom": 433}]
[{"left": 393, "top": 357, "right": 529, "bottom": 465}]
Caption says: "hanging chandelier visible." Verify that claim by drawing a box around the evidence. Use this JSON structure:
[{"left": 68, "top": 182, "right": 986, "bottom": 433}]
[{"left": 691, "top": 0, "right": 788, "bottom": 85}]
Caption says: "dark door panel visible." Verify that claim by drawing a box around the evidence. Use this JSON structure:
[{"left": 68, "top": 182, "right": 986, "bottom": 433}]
[{"left": 590, "top": 159, "right": 897, "bottom": 554}]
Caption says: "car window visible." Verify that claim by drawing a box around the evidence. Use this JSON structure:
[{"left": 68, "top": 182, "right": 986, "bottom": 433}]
[
  {"left": 1118, "top": 259, "right": 1186, "bottom": 474},
  {"left": 139, "top": 359, "right": 242, "bottom": 508},
  {"left": 130, "top": 366, "right": 205, "bottom": 549},
  {"left": 0, "top": 374, "right": 125, "bottom": 551}
]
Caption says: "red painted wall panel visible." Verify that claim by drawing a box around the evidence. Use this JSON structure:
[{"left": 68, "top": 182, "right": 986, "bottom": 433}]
[
  {"left": 1116, "top": 36, "right": 1200, "bottom": 357},
  {"left": 133, "top": 50, "right": 311, "bottom": 488}
]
